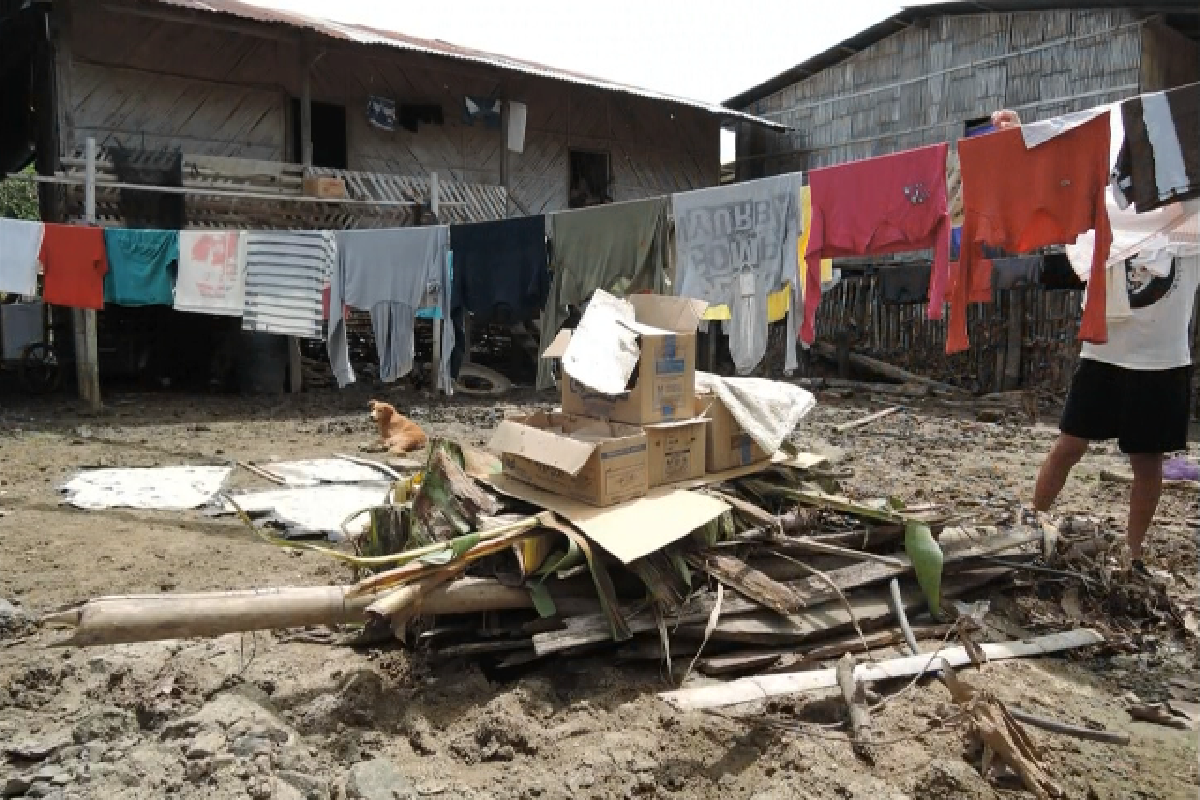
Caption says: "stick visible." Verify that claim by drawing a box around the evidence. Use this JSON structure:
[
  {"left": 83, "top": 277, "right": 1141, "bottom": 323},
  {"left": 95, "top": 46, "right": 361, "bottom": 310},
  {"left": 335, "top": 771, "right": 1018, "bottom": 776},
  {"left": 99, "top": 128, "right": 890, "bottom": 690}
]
[
  {"left": 1007, "top": 708, "right": 1131, "bottom": 746},
  {"left": 780, "top": 538, "right": 905, "bottom": 567},
  {"left": 333, "top": 453, "right": 404, "bottom": 480},
  {"left": 888, "top": 578, "right": 920, "bottom": 656},
  {"left": 366, "top": 570, "right": 460, "bottom": 619},
  {"left": 834, "top": 407, "right": 903, "bottom": 434},
  {"left": 237, "top": 461, "right": 287, "bottom": 485},
  {"left": 659, "top": 629, "right": 1105, "bottom": 711},
  {"left": 836, "top": 653, "right": 876, "bottom": 763}
]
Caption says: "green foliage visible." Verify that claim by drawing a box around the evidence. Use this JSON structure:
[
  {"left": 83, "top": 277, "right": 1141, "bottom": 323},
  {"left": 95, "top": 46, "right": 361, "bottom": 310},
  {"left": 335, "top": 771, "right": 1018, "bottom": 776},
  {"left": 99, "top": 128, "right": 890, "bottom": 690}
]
[{"left": 0, "top": 167, "right": 38, "bottom": 220}]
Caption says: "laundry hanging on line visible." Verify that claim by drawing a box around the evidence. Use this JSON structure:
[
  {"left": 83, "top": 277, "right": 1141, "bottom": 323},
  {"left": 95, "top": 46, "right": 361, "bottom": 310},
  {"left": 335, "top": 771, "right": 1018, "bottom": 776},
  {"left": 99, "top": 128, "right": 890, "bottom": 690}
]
[
  {"left": 802, "top": 142, "right": 952, "bottom": 344},
  {"left": 672, "top": 173, "right": 800, "bottom": 375},
  {"left": 537, "top": 197, "right": 669, "bottom": 390},
  {"left": 951, "top": 112, "right": 1112, "bottom": 354},
  {"left": 242, "top": 230, "right": 335, "bottom": 340},
  {"left": 327, "top": 226, "right": 453, "bottom": 389},
  {"left": 0, "top": 218, "right": 45, "bottom": 297},
  {"left": 39, "top": 224, "right": 109, "bottom": 311},
  {"left": 174, "top": 230, "right": 247, "bottom": 317},
  {"left": 1114, "top": 81, "right": 1199, "bottom": 213},
  {"left": 102, "top": 228, "right": 178, "bottom": 307}
]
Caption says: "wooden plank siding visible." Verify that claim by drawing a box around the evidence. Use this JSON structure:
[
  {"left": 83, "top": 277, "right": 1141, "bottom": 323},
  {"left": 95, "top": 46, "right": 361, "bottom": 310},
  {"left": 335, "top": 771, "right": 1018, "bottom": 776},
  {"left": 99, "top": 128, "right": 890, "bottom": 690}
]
[
  {"left": 732, "top": 8, "right": 1187, "bottom": 179},
  {"left": 61, "top": 0, "right": 720, "bottom": 218}
]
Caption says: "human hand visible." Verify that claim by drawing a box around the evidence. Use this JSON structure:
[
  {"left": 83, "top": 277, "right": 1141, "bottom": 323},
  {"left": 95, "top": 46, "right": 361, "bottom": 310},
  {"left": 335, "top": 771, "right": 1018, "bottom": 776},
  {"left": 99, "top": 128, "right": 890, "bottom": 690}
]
[{"left": 991, "top": 109, "right": 1021, "bottom": 129}]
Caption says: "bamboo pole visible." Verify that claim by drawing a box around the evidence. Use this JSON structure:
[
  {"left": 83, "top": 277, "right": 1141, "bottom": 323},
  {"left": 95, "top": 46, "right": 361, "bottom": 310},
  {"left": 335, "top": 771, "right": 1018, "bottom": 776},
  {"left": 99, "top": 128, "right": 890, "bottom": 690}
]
[{"left": 49, "top": 578, "right": 533, "bottom": 647}]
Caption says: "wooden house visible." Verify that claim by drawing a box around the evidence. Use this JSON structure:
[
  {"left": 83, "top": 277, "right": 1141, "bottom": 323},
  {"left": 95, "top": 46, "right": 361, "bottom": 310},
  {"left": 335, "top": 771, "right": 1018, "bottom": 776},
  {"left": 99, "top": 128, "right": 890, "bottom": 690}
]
[
  {"left": 725, "top": 1, "right": 1200, "bottom": 395},
  {"left": 0, "top": 0, "right": 777, "bottom": 396}
]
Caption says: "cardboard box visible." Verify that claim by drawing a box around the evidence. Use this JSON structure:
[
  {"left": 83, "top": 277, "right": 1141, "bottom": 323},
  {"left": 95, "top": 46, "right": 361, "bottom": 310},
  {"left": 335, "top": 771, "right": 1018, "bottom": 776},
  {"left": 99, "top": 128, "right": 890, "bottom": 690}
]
[
  {"left": 697, "top": 391, "right": 770, "bottom": 472},
  {"left": 302, "top": 175, "right": 348, "bottom": 199},
  {"left": 542, "top": 294, "right": 707, "bottom": 425},
  {"left": 489, "top": 412, "right": 648, "bottom": 507},
  {"left": 644, "top": 418, "right": 708, "bottom": 487}
]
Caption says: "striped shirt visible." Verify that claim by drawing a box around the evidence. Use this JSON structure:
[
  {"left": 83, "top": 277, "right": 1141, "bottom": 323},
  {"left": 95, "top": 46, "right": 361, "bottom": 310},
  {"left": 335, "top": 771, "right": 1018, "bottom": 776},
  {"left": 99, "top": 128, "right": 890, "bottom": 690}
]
[{"left": 242, "top": 231, "right": 335, "bottom": 338}]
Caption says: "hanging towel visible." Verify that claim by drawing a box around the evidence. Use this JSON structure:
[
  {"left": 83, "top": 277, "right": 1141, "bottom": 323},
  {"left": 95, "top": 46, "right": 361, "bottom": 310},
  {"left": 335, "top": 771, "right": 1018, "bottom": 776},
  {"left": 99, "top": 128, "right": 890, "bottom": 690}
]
[
  {"left": 242, "top": 231, "right": 335, "bottom": 339},
  {"left": 672, "top": 174, "right": 800, "bottom": 374},
  {"left": 991, "top": 257, "right": 1041, "bottom": 291},
  {"left": 328, "top": 226, "right": 452, "bottom": 388},
  {"left": 1114, "top": 82, "right": 1200, "bottom": 213},
  {"left": 450, "top": 215, "right": 549, "bottom": 323},
  {"left": 40, "top": 224, "right": 108, "bottom": 310},
  {"left": 952, "top": 114, "right": 1111, "bottom": 354},
  {"left": 102, "top": 229, "right": 178, "bottom": 306},
  {"left": 174, "top": 231, "right": 247, "bottom": 316},
  {"left": 538, "top": 197, "right": 669, "bottom": 390},
  {"left": 0, "top": 219, "right": 45, "bottom": 297},
  {"left": 803, "top": 143, "right": 951, "bottom": 344}
]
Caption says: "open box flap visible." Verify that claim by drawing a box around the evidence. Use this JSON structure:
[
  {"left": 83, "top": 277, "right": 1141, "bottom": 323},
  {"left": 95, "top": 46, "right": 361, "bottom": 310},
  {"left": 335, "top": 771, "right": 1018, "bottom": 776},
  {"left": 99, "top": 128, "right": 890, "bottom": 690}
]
[{"left": 489, "top": 418, "right": 596, "bottom": 476}]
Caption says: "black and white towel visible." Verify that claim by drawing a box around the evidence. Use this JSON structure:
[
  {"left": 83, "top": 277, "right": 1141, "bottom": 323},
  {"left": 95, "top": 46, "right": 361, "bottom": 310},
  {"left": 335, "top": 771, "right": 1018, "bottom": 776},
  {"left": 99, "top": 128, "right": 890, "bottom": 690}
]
[
  {"left": 242, "top": 231, "right": 336, "bottom": 339},
  {"left": 1114, "top": 82, "right": 1199, "bottom": 213}
]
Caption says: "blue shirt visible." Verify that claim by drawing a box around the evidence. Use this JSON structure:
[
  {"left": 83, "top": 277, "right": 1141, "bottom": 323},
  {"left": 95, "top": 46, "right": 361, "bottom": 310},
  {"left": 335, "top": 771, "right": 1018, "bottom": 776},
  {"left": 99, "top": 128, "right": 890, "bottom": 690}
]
[{"left": 103, "top": 229, "right": 179, "bottom": 306}]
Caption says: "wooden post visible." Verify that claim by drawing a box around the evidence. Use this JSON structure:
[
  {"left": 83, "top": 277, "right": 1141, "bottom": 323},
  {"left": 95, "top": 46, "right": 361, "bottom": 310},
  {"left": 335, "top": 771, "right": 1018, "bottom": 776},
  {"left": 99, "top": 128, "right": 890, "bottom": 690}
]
[
  {"left": 500, "top": 101, "right": 511, "bottom": 217},
  {"left": 286, "top": 42, "right": 313, "bottom": 394},
  {"left": 74, "top": 137, "right": 101, "bottom": 411},
  {"left": 429, "top": 172, "right": 443, "bottom": 393},
  {"left": 1003, "top": 291, "right": 1024, "bottom": 391}
]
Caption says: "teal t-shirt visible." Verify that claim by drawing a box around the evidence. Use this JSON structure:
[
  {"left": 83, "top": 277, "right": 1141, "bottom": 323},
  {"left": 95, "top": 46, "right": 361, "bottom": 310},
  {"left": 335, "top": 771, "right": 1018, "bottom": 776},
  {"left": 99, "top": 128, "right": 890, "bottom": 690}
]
[{"left": 102, "top": 229, "right": 179, "bottom": 306}]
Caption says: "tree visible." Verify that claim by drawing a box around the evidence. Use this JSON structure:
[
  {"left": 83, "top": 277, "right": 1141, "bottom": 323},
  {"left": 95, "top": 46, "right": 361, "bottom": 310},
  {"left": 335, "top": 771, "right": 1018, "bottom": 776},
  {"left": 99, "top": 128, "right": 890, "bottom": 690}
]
[{"left": 0, "top": 167, "right": 39, "bottom": 220}]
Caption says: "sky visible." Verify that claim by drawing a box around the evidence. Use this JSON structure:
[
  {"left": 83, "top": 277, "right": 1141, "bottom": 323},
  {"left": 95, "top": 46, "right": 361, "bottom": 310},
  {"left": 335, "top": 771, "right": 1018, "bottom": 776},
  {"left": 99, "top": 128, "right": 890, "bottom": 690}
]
[{"left": 251, "top": 0, "right": 918, "bottom": 162}]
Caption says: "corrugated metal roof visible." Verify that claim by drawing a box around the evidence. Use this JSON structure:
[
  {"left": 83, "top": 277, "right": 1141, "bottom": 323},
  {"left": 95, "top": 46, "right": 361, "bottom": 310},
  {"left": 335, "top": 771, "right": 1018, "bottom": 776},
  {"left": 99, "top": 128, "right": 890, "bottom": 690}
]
[
  {"left": 725, "top": 0, "right": 1200, "bottom": 109},
  {"left": 142, "top": 0, "right": 784, "bottom": 130}
]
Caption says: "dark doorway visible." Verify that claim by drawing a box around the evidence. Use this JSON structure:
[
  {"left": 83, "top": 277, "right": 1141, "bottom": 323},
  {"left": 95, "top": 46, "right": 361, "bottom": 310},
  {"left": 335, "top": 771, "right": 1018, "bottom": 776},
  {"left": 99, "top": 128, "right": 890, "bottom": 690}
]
[
  {"left": 290, "top": 98, "right": 348, "bottom": 169},
  {"left": 568, "top": 150, "right": 611, "bottom": 209}
]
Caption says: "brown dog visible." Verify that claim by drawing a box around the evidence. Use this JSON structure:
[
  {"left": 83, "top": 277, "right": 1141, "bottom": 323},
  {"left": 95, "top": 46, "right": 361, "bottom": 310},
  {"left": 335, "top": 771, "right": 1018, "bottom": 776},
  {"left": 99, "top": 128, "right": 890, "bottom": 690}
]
[{"left": 369, "top": 400, "right": 428, "bottom": 454}]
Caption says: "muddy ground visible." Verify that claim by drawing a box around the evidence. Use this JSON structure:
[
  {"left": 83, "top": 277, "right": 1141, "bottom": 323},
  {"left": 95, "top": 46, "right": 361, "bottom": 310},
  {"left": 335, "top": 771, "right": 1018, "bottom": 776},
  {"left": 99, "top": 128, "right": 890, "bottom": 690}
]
[{"left": 1, "top": 385, "right": 1197, "bottom": 800}]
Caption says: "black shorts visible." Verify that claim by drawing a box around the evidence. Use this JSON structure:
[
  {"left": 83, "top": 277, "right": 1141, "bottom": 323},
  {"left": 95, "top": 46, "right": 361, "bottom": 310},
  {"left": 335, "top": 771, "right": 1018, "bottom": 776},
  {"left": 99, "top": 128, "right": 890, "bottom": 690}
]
[{"left": 1060, "top": 359, "right": 1192, "bottom": 454}]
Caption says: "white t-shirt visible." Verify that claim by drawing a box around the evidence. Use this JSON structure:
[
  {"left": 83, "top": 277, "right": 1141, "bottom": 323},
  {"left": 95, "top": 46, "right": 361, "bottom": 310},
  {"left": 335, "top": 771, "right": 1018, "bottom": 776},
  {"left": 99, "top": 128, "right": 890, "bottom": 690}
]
[{"left": 1081, "top": 254, "right": 1199, "bottom": 370}]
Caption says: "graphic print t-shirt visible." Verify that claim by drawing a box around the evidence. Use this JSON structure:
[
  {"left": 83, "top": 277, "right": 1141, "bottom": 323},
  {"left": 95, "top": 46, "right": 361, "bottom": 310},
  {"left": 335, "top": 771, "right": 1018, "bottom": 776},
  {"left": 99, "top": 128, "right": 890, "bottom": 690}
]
[{"left": 1081, "top": 255, "right": 1200, "bottom": 370}]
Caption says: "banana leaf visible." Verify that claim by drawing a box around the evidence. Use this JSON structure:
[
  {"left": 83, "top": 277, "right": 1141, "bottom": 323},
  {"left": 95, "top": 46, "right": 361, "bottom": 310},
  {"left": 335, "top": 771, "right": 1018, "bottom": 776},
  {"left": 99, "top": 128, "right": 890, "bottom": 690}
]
[
  {"left": 412, "top": 440, "right": 500, "bottom": 540},
  {"left": 904, "top": 521, "right": 944, "bottom": 616}
]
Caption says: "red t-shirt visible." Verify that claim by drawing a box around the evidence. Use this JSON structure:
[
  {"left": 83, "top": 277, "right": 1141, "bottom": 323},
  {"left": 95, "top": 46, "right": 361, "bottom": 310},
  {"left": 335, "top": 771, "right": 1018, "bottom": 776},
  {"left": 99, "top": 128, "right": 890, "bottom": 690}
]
[
  {"left": 950, "top": 115, "right": 1111, "bottom": 354},
  {"left": 803, "top": 143, "right": 951, "bottom": 343},
  {"left": 40, "top": 224, "right": 109, "bottom": 310}
]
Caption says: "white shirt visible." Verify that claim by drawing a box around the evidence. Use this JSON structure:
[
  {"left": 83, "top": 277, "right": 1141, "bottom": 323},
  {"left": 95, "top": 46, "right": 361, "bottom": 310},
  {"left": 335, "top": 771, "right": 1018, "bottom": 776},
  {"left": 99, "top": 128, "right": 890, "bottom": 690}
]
[
  {"left": 1081, "top": 254, "right": 1199, "bottom": 370},
  {"left": 0, "top": 219, "right": 45, "bottom": 297}
]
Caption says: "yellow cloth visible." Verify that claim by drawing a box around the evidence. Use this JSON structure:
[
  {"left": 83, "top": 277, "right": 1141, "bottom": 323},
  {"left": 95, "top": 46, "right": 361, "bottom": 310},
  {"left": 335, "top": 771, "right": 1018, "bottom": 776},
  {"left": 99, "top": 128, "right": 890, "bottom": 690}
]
[
  {"left": 702, "top": 281, "right": 791, "bottom": 322},
  {"left": 798, "top": 185, "right": 833, "bottom": 296}
]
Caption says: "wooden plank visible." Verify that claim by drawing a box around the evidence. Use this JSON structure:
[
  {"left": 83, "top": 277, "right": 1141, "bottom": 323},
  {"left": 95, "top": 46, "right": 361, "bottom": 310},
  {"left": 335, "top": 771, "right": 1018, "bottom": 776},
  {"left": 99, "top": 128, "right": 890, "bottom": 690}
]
[
  {"left": 660, "top": 629, "right": 1106, "bottom": 711},
  {"left": 687, "top": 553, "right": 801, "bottom": 615}
]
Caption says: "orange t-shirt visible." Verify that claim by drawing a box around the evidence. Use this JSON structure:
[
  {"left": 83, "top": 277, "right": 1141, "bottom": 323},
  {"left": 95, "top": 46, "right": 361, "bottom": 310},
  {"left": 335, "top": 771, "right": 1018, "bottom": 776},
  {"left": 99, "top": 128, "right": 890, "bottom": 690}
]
[
  {"left": 950, "top": 115, "right": 1111, "bottom": 354},
  {"left": 40, "top": 224, "right": 109, "bottom": 310}
]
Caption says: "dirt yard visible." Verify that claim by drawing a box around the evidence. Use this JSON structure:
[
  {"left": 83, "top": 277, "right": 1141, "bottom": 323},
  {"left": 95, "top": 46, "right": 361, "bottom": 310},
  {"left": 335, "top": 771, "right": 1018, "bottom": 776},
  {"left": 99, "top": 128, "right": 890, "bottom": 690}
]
[{"left": 1, "top": 385, "right": 1197, "bottom": 800}]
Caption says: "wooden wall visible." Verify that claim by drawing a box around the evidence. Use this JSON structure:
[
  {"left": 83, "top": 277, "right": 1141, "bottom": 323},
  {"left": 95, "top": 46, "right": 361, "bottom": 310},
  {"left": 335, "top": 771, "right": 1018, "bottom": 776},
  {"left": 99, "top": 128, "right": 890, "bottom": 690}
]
[
  {"left": 734, "top": 8, "right": 1164, "bottom": 178},
  {"left": 59, "top": 0, "right": 719, "bottom": 216},
  {"left": 1140, "top": 21, "right": 1200, "bottom": 93}
]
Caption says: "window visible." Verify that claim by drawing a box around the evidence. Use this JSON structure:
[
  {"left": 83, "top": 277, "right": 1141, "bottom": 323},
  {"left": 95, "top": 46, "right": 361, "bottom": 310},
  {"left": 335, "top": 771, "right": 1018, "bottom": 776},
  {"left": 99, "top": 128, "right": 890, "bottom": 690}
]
[
  {"left": 290, "top": 99, "right": 348, "bottom": 169},
  {"left": 568, "top": 150, "right": 611, "bottom": 209}
]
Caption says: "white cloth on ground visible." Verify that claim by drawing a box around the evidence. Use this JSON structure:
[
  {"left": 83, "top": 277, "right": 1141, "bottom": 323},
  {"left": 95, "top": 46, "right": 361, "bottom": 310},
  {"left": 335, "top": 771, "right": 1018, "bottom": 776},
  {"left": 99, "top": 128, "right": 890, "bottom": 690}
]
[
  {"left": 672, "top": 175, "right": 801, "bottom": 374},
  {"left": 328, "top": 226, "right": 452, "bottom": 389},
  {"left": 61, "top": 466, "right": 232, "bottom": 510},
  {"left": 0, "top": 219, "right": 45, "bottom": 297},
  {"left": 174, "top": 231, "right": 247, "bottom": 316},
  {"left": 696, "top": 371, "right": 816, "bottom": 454},
  {"left": 242, "top": 231, "right": 335, "bottom": 338}
]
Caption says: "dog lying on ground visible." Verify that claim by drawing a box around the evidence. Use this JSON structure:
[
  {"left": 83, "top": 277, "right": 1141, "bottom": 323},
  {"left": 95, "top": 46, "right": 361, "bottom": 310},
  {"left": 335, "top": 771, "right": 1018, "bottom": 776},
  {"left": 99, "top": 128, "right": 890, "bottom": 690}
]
[{"left": 369, "top": 400, "right": 428, "bottom": 454}]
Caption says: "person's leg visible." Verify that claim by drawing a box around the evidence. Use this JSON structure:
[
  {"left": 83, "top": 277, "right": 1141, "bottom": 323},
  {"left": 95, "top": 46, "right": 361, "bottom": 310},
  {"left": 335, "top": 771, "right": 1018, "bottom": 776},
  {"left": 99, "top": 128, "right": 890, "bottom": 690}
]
[
  {"left": 1126, "top": 454, "right": 1163, "bottom": 562},
  {"left": 1033, "top": 434, "right": 1090, "bottom": 511}
]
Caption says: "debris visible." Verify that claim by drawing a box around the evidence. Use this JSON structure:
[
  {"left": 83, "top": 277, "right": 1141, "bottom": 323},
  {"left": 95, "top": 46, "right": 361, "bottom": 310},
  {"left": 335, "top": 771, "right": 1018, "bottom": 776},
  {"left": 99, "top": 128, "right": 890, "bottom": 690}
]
[
  {"left": 244, "top": 457, "right": 394, "bottom": 487},
  {"left": 887, "top": 577, "right": 919, "bottom": 655},
  {"left": 833, "top": 406, "right": 903, "bottom": 433},
  {"left": 1006, "top": 708, "right": 1131, "bottom": 746},
  {"left": 345, "top": 759, "right": 415, "bottom": 800},
  {"left": 659, "top": 629, "right": 1104, "bottom": 711},
  {"left": 1128, "top": 702, "right": 1196, "bottom": 730},
  {"left": 811, "top": 342, "right": 964, "bottom": 393},
  {"left": 938, "top": 662, "right": 1063, "bottom": 800},
  {"left": 686, "top": 552, "right": 801, "bottom": 615},
  {"left": 222, "top": 483, "right": 393, "bottom": 541},
  {"left": 904, "top": 521, "right": 944, "bottom": 616},
  {"left": 60, "top": 466, "right": 232, "bottom": 510},
  {"left": 836, "top": 653, "right": 876, "bottom": 763}
]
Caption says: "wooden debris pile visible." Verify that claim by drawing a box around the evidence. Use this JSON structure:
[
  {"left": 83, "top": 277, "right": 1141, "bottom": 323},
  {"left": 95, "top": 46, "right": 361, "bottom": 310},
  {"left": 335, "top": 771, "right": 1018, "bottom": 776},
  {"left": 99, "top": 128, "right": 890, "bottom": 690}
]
[{"left": 52, "top": 437, "right": 1068, "bottom": 676}]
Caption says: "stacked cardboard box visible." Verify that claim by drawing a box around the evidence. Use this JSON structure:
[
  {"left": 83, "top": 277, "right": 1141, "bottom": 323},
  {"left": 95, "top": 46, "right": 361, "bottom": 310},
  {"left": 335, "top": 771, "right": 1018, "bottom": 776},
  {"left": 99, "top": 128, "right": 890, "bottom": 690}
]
[{"left": 491, "top": 294, "right": 719, "bottom": 507}]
